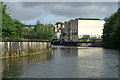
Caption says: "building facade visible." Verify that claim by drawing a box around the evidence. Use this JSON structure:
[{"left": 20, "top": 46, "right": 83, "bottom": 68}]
[
  {"left": 64, "top": 18, "right": 105, "bottom": 41},
  {"left": 64, "top": 20, "right": 78, "bottom": 41}
]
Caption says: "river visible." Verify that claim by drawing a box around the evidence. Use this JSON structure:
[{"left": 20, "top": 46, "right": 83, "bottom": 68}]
[{"left": 1, "top": 45, "right": 119, "bottom": 78}]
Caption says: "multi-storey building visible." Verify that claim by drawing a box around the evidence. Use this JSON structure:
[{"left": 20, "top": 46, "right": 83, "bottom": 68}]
[
  {"left": 64, "top": 19, "right": 78, "bottom": 41},
  {"left": 64, "top": 18, "right": 105, "bottom": 41}
]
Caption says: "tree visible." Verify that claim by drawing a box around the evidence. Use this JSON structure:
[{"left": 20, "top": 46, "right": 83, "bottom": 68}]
[
  {"left": 55, "top": 22, "right": 64, "bottom": 25},
  {"left": 13, "top": 19, "right": 24, "bottom": 38},
  {"left": 2, "top": 2, "right": 16, "bottom": 38},
  {"left": 82, "top": 35, "right": 90, "bottom": 39},
  {"left": 33, "top": 24, "right": 54, "bottom": 40},
  {"left": 0, "top": 2, "right": 2, "bottom": 38},
  {"left": 36, "top": 20, "right": 41, "bottom": 25},
  {"left": 102, "top": 9, "right": 120, "bottom": 49},
  {"left": 0, "top": 2, "right": 54, "bottom": 40},
  {"left": 1, "top": 2, "right": 24, "bottom": 39}
]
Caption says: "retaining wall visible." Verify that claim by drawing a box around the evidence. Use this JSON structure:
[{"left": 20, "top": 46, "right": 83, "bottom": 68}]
[{"left": 0, "top": 42, "right": 51, "bottom": 59}]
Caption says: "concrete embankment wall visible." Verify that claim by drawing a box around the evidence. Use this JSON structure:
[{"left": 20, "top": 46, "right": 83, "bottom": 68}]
[{"left": 0, "top": 41, "right": 51, "bottom": 59}]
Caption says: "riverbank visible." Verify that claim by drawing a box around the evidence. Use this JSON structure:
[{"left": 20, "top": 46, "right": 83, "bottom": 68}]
[{"left": 0, "top": 41, "right": 51, "bottom": 59}]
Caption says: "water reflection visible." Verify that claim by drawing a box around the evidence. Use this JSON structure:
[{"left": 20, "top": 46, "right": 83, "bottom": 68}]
[
  {"left": 1, "top": 46, "right": 119, "bottom": 78},
  {"left": 51, "top": 46, "right": 119, "bottom": 78},
  {"left": 52, "top": 46, "right": 78, "bottom": 57},
  {"left": 2, "top": 51, "right": 52, "bottom": 78}
]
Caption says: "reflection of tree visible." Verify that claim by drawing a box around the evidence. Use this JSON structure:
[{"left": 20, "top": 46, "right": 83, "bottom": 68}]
[
  {"left": 119, "top": 52, "right": 120, "bottom": 78},
  {"left": 2, "top": 51, "right": 53, "bottom": 78},
  {"left": 100, "top": 49, "right": 119, "bottom": 77},
  {"left": 2, "top": 58, "right": 23, "bottom": 78}
]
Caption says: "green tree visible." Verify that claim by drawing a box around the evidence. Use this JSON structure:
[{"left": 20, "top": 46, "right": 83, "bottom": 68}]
[
  {"left": 0, "top": 2, "right": 2, "bottom": 38},
  {"left": 55, "top": 22, "right": 64, "bottom": 25},
  {"left": 0, "top": 2, "right": 24, "bottom": 39},
  {"left": 0, "top": 2, "right": 54, "bottom": 40},
  {"left": 14, "top": 19, "right": 24, "bottom": 38},
  {"left": 33, "top": 24, "right": 54, "bottom": 40},
  {"left": 1, "top": 2, "right": 16, "bottom": 38},
  {"left": 102, "top": 9, "right": 120, "bottom": 49}
]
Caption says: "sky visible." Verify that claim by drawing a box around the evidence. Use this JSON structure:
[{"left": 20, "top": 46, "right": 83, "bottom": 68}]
[{"left": 4, "top": 2, "right": 119, "bottom": 25}]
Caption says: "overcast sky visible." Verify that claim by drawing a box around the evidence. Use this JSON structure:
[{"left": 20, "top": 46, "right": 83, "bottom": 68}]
[{"left": 5, "top": 2, "right": 118, "bottom": 25}]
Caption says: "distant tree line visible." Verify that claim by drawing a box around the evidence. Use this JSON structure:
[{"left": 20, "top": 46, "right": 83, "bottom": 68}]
[
  {"left": 23, "top": 23, "right": 54, "bottom": 40},
  {"left": 102, "top": 8, "right": 120, "bottom": 49},
  {"left": 0, "top": 2, "right": 54, "bottom": 40},
  {"left": 55, "top": 22, "right": 64, "bottom": 25}
]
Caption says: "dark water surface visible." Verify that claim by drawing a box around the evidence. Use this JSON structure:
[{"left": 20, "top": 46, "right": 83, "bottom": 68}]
[{"left": 1, "top": 46, "right": 119, "bottom": 78}]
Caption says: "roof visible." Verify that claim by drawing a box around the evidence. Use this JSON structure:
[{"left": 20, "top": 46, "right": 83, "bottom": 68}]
[{"left": 76, "top": 18, "right": 100, "bottom": 20}]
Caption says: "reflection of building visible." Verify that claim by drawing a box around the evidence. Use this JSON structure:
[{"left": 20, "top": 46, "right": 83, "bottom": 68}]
[
  {"left": 54, "top": 23, "right": 65, "bottom": 40},
  {"left": 64, "top": 18, "right": 105, "bottom": 41}
]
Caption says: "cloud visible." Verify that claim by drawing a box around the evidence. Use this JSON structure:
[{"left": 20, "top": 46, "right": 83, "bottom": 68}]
[
  {"left": 5, "top": 2, "right": 48, "bottom": 20},
  {"left": 4, "top": 2, "right": 118, "bottom": 24},
  {"left": 48, "top": 2, "right": 118, "bottom": 18},
  {"left": 2, "top": 0, "right": 120, "bottom": 2}
]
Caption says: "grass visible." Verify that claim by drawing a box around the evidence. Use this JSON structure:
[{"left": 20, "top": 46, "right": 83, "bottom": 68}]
[{"left": 55, "top": 39, "right": 102, "bottom": 42}]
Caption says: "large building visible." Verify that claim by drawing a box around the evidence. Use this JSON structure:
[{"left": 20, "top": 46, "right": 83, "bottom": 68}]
[{"left": 64, "top": 18, "right": 105, "bottom": 41}]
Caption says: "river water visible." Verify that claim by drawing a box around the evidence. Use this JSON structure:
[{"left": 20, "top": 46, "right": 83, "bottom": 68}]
[{"left": 1, "top": 45, "right": 119, "bottom": 78}]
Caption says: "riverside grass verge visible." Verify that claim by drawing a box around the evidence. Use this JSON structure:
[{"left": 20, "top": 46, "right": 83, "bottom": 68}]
[
  {"left": 52, "top": 39, "right": 102, "bottom": 43},
  {"left": 0, "top": 48, "right": 51, "bottom": 60}
]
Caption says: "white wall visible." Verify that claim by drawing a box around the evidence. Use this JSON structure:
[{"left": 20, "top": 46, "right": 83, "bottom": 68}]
[{"left": 78, "top": 20, "right": 105, "bottom": 37}]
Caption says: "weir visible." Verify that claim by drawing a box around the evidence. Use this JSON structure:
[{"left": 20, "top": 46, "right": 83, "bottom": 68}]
[{"left": 51, "top": 41, "right": 102, "bottom": 47}]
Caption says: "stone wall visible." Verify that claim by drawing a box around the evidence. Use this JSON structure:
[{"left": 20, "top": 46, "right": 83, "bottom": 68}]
[{"left": 0, "top": 42, "right": 51, "bottom": 59}]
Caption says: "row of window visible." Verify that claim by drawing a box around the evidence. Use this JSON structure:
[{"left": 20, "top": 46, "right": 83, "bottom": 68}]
[
  {"left": 71, "top": 37, "right": 78, "bottom": 40},
  {"left": 70, "top": 22, "right": 78, "bottom": 27},
  {"left": 71, "top": 30, "right": 77, "bottom": 33}
]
